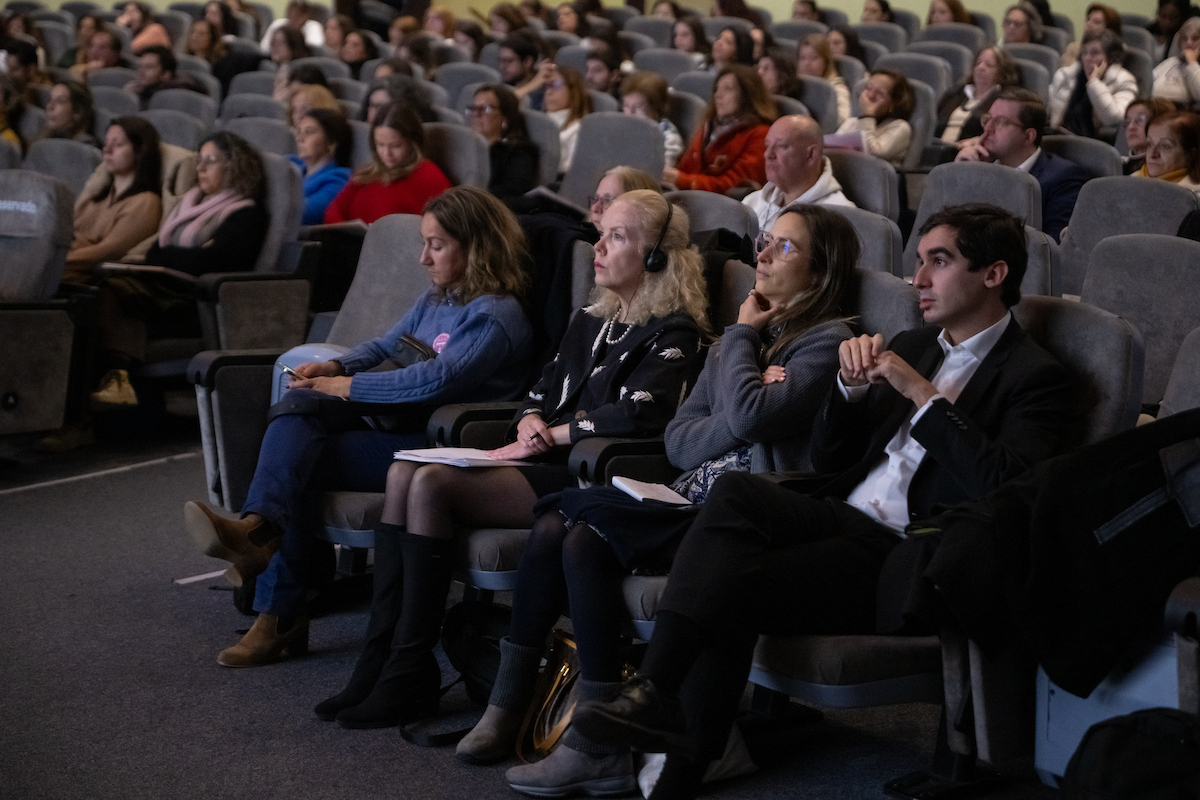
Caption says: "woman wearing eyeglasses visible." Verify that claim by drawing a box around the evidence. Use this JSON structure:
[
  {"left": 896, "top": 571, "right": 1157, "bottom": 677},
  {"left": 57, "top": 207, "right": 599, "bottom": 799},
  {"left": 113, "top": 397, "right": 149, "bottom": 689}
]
[
  {"left": 588, "top": 166, "right": 661, "bottom": 225},
  {"left": 543, "top": 64, "right": 593, "bottom": 176},
  {"left": 831, "top": 68, "right": 914, "bottom": 166},
  {"left": 467, "top": 84, "right": 540, "bottom": 201},
  {"left": 457, "top": 204, "right": 855, "bottom": 797}
]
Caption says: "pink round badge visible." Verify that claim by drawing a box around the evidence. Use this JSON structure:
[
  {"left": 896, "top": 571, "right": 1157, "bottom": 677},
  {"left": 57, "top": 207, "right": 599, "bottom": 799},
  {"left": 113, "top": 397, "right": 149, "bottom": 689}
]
[{"left": 432, "top": 333, "right": 450, "bottom": 353}]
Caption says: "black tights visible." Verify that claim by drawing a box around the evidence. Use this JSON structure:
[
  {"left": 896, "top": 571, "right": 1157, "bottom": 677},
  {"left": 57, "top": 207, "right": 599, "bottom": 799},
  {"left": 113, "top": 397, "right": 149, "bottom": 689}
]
[{"left": 509, "top": 512, "right": 630, "bottom": 681}]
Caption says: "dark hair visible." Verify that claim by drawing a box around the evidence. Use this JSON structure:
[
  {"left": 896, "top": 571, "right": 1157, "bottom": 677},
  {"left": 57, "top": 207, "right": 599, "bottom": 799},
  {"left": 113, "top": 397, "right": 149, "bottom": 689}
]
[
  {"left": 673, "top": 17, "right": 710, "bottom": 56},
  {"left": 123, "top": 2, "right": 156, "bottom": 34},
  {"left": 0, "top": 74, "right": 27, "bottom": 150},
  {"left": 831, "top": 25, "right": 866, "bottom": 63},
  {"left": 273, "top": 26, "right": 311, "bottom": 61},
  {"left": 761, "top": 50, "right": 800, "bottom": 96},
  {"left": 375, "top": 56, "right": 414, "bottom": 77},
  {"left": 399, "top": 32, "right": 435, "bottom": 73},
  {"left": 708, "top": 63, "right": 778, "bottom": 126},
  {"left": 490, "top": 3, "right": 529, "bottom": 33},
  {"left": 301, "top": 106, "right": 353, "bottom": 167},
  {"left": 362, "top": 74, "right": 437, "bottom": 122},
  {"left": 474, "top": 83, "right": 529, "bottom": 143},
  {"left": 869, "top": 68, "right": 916, "bottom": 120},
  {"left": 554, "top": 65, "right": 592, "bottom": 125},
  {"left": 653, "top": 0, "right": 683, "bottom": 18},
  {"left": 1085, "top": 3, "right": 1122, "bottom": 35},
  {"left": 994, "top": 86, "right": 1047, "bottom": 144},
  {"left": 500, "top": 30, "right": 542, "bottom": 63},
  {"left": 204, "top": 1, "right": 237, "bottom": 36},
  {"left": 1081, "top": 27, "right": 1125, "bottom": 64},
  {"left": 343, "top": 30, "right": 379, "bottom": 63},
  {"left": 358, "top": 101, "right": 425, "bottom": 183},
  {"left": 5, "top": 38, "right": 37, "bottom": 68},
  {"left": 1149, "top": 111, "right": 1200, "bottom": 182},
  {"left": 926, "top": 0, "right": 972, "bottom": 25},
  {"left": 917, "top": 203, "right": 1027, "bottom": 307},
  {"left": 288, "top": 63, "right": 328, "bottom": 87},
  {"left": 51, "top": 79, "right": 96, "bottom": 140},
  {"left": 586, "top": 43, "right": 621, "bottom": 72},
  {"left": 712, "top": 0, "right": 764, "bottom": 25},
  {"left": 93, "top": 27, "right": 123, "bottom": 56},
  {"left": 619, "top": 71, "right": 671, "bottom": 118},
  {"left": 199, "top": 130, "right": 267, "bottom": 201},
  {"left": 140, "top": 44, "right": 177, "bottom": 75},
  {"left": 187, "top": 19, "right": 227, "bottom": 62},
  {"left": 455, "top": 20, "right": 488, "bottom": 59},
  {"left": 98, "top": 115, "right": 163, "bottom": 203},
  {"left": 868, "top": 0, "right": 895, "bottom": 21},
  {"left": 329, "top": 13, "right": 356, "bottom": 37},
  {"left": 717, "top": 25, "right": 755, "bottom": 65}
]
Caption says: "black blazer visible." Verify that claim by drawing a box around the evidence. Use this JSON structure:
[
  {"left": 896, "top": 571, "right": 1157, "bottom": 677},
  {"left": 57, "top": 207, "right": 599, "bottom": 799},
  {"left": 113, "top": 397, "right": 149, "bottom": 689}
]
[
  {"left": 809, "top": 318, "right": 1077, "bottom": 524},
  {"left": 1029, "top": 150, "right": 1089, "bottom": 243}
]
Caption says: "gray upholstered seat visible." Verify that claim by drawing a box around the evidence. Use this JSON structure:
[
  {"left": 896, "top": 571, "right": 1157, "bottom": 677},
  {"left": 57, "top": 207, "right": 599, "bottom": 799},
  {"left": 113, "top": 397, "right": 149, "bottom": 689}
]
[
  {"left": 874, "top": 51, "right": 952, "bottom": 97},
  {"left": 892, "top": 8, "right": 921, "bottom": 40},
  {"left": 1040, "top": 134, "right": 1121, "bottom": 179},
  {"left": 823, "top": 8, "right": 849, "bottom": 27},
  {"left": 557, "top": 112, "right": 665, "bottom": 208},
  {"left": 148, "top": 88, "right": 219, "bottom": 127},
  {"left": 666, "top": 88, "right": 705, "bottom": 144},
  {"left": 422, "top": 122, "right": 490, "bottom": 189},
  {"left": 220, "top": 116, "right": 295, "bottom": 155},
  {"left": 1004, "top": 42, "right": 1059, "bottom": 79},
  {"left": 633, "top": 48, "right": 695, "bottom": 84},
  {"left": 828, "top": 205, "right": 903, "bottom": 276},
  {"left": 604, "top": 5, "right": 638, "bottom": 28},
  {"left": 826, "top": 148, "right": 901, "bottom": 222},
  {"left": 228, "top": 70, "right": 275, "bottom": 96},
  {"left": 1081, "top": 234, "right": 1200, "bottom": 407},
  {"left": 1039, "top": 26, "right": 1071, "bottom": 54},
  {"left": 0, "top": 138, "right": 20, "bottom": 168},
  {"left": 541, "top": 29, "right": 579, "bottom": 49},
  {"left": 349, "top": 118, "right": 370, "bottom": 168},
  {"left": 138, "top": 108, "right": 209, "bottom": 150},
  {"left": 834, "top": 55, "right": 866, "bottom": 89},
  {"left": 665, "top": 189, "right": 759, "bottom": 239},
  {"left": 88, "top": 66, "right": 138, "bottom": 90},
  {"left": 703, "top": 16, "right": 754, "bottom": 39},
  {"left": 1122, "top": 48, "right": 1153, "bottom": 97},
  {"left": 176, "top": 53, "right": 212, "bottom": 74},
  {"left": 1159, "top": 327, "right": 1200, "bottom": 418},
  {"left": 970, "top": 9, "right": 997, "bottom": 43},
  {"left": 523, "top": 110, "right": 561, "bottom": 186},
  {"left": 1022, "top": 226, "right": 1056, "bottom": 297},
  {"left": 854, "top": 21, "right": 907, "bottom": 52},
  {"left": 859, "top": 39, "right": 888, "bottom": 69},
  {"left": 773, "top": 94, "right": 808, "bottom": 118},
  {"left": 288, "top": 56, "right": 351, "bottom": 80},
  {"left": 671, "top": 70, "right": 714, "bottom": 101},
  {"left": 771, "top": 20, "right": 827, "bottom": 40},
  {"left": 1056, "top": 177, "right": 1200, "bottom": 297},
  {"left": 219, "top": 94, "right": 286, "bottom": 121},
  {"left": 796, "top": 75, "right": 839, "bottom": 133},
  {"left": 329, "top": 76, "right": 367, "bottom": 103},
  {"left": 914, "top": 21, "right": 987, "bottom": 53},
  {"left": 618, "top": 30, "right": 657, "bottom": 56},
  {"left": 435, "top": 61, "right": 501, "bottom": 110},
  {"left": 1050, "top": 13, "right": 1074, "bottom": 38},
  {"left": 588, "top": 89, "right": 619, "bottom": 113},
  {"left": 901, "top": 161, "right": 1042, "bottom": 273},
  {"left": 433, "top": 106, "right": 464, "bottom": 125},
  {"left": 1013, "top": 57, "right": 1050, "bottom": 104},
  {"left": 554, "top": 44, "right": 589, "bottom": 74},
  {"left": 1122, "top": 25, "right": 1155, "bottom": 57},
  {"left": 624, "top": 15, "right": 673, "bottom": 47},
  {"left": 157, "top": 9, "right": 192, "bottom": 47},
  {"left": 906, "top": 40, "right": 973, "bottom": 83},
  {"left": 21, "top": 138, "right": 102, "bottom": 198},
  {"left": 418, "top": 78, "right": 451, "bottom": 110},
  {"left": 34, "top": 19, "right": 72, "bottom": 64},
  {"left": 431, "top": 40, "right": 468, "bottom": 65}
]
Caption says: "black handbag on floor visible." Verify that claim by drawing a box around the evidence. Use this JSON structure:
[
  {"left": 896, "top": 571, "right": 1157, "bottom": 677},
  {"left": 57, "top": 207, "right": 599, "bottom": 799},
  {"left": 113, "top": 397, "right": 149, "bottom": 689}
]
[{"left": 1060, "top": 707, "right": 1200, "bottom": 799}]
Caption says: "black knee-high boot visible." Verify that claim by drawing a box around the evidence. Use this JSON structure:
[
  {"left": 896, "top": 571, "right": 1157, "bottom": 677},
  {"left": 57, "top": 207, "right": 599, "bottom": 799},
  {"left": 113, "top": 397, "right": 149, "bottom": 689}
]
[
  {"left": 336, "top": 533, "right": 456, "bottom": 729},
  {"left": 314, "top": 523, "right": 406, "bottom": 720}
]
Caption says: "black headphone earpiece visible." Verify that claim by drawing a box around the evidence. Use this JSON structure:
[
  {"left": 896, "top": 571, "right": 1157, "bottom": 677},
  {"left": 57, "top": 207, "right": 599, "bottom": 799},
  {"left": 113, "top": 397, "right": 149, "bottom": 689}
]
[{"left": 644, "top": 197, "right": 673, "bottom": 273}]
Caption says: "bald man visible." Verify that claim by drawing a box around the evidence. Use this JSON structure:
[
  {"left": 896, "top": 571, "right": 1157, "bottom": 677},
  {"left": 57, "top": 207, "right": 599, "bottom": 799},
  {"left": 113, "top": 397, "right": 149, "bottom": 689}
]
[{"left": 742, "top": 115, "right": 855, "bottom": 231}]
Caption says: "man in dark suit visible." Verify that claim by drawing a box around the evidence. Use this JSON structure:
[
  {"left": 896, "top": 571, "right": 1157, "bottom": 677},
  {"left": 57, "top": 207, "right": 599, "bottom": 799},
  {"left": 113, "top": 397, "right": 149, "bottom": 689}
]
[
  {"left": 572, "top": 204, "right": 1078, "bottom": 797},
  {"left": 956, "top": 87, "right": 1090, "bottom": 243}
]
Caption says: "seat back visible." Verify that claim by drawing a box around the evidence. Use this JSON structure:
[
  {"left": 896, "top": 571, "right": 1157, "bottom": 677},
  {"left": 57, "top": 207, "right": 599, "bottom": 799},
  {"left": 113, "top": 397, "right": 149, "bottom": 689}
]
[
  {"left": 860, "top": 39, "right": 888, "bottom": 68},
  {"left": 796, "top": 75, "right": 839, "bottom": 133},
  {"left": 558, "top": 112, "right": 665, "bottom": 208},
  {"left": 0, "top": 138, "right": 19, "bottom": 168},
  {"left": 1122, "top": 26, "right": 1155, "bottom": 58},
  {"left": 1040, "top": 135, "right": 1121, "bottom": 179},
  {"left": 147, "top": 87, "right": 219, "bottom": 127},
  {"left": 325, "top": 214, "right": 428, "bottom": 347},
  {"left": 619, "top": 30, "right": 657, "bottom": 56},
  {"left": 288, "top": 56, "right": 351, "bottom": 80},
  {"left": 969, "top": 9, "right": 997, "bottom": 43},
  {"left": 874, "top": 51, "right": 952, "bottom": 97},
  {"left": 554, "top": 43, "right": 589, "bottom": 74},
  {"left": 624, "top": 15, "right": 673, "bottom": 47},
  {"left": 1022, "top": 225, "right": 1056, "bottom": 298},
  {"left": 826, "top": 149, "right": 901, "bottom": 221},
  {"left": 666, "top": 89, "right": 705, "bottom": 144},
  {"left": 853, "top": 21, "right": 908, "bottom": 52},
  {"left": 349, "top": 118, "right": 371, "bottom": 168},
  {"left": 435, "top": 61, "right": 501, "bottom": 109},
  {"left": 0, "top": 170, "right": 74, "bottom": 299},
  {"left": 422, "top": 122, "right": 490, "bottom": 189},
  {"left": 853, "top": 268, "right": 922, "bottom": 341},
  {"left": 671, "top": 70, "right": 714, "bottom": 101},
  {"left": 524, "top": 109, "right": 561, "bottom": 186},
  {"left": 1057, "top": 177, "right": 1200, "bottom": 297},
  {"left": 665, "top": 189, "right": 759, "bottom": 239},
  {"left": 914, "top": 21, "right": 987, "bottom": 53},
  {"left": 34, "top": 19, "right": 72, "bottom": 64},
  {"left": 906, "top": 40, "right": 973, "bottom": 83},
  {"left": 1013, "top": 295, "right": 1143, "bottom": 443},
  {"left": 1050, "top": 13, "right": 1074, "bottom": 38},
  {"left": 157, "top": 9, "right": 192, "bottom": 48},
  {"left": 892, "top": 8, "right": 922, "bottom": 40},
  {"left": 827, "top": 205, "right": 903, "bottom": 276},
  {"left": 1004, "top": 42, "right": 1059, "bottom": 79},
  {"left": 588, "top": 89, "right": 619, "bottom": 113},
  {"left": 1122, "top": 48, "right": 1153, "bottom": 97},
  {"left": 219, "top": 93, "right": 286, "bottom": 121},
  {"left": 902, "top": 161, "right": 1042, "bottom": 273},
  {"left": 773, "top": 94, "right": 808, "bottom": 118},
  {"left": 16, "top": 105, "right": 45, "bottom": 143},
  {"left": 1013, "top": 57, "right": 1050, "bottom": 104},
  {"left": 21, "top": 138, "right": 102, "bottom": 198},
  {"left": 1039, "top": 26, "right": 1070, "bottom": 54},
  {"left": 703, "top": 16, "right": 754, "bottom": 39},
  {"left": 418, "top": 78, "right": 451, "bottom": 110},
  {"left": 633, "top": 47, "right": 695, "bottom": 83},
  {"left": 138, "top": 108, "right": 208, "bottom": 150},
  {"left": 1159, "top": 327, "right": 1200, "bottom": 418},
  {"left": 772, "top": 20, "right": 828, "bottom": 40},
  {"left": 220, "top": 116, "right": 295, "bottom": 155},
  {"left": 1080, "top": 234, "right": 1200, "bottom": 406},
  {"left": 329, "top": 76, "right": 368, "bottom": 103},
  {"left": 88, "top": 66, "right": 138, "bottom": 89},
  {"left": 255, "top": 151, "right": 304, "bottom": 272},
  {"left": 176, "top": 53, "right": 213, "bottom": 76},
  {"left": 227, "top": 70, "right": 275, "bottom": 96},
  {"left": 835, "top": 55, "right": 866, "bottom": 89},
  {"left": 540, "top": 29, "right": 579, "bottom": 49}
]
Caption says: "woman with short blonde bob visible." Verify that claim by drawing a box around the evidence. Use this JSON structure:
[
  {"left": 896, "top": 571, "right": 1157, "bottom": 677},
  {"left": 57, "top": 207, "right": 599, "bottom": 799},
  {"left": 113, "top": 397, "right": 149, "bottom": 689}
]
[{"left": 316, "top": 190, "right": 709, "bottom": 733}]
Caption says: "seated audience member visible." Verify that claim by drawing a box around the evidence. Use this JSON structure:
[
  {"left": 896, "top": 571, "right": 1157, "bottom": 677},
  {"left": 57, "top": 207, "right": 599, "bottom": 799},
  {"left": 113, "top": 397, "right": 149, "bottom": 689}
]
[
  {"left": 0, "top": 75, "right": 28, "bottom": 155},
  {"left": 497, "top": 31, "right": 544, "bottom": 105},
  {"left": 792, "top": 0, "right": 823, "bottom": 22},
  {"left": 324, "top": 13, "right": 353, "bottom": 52},
  {"left": 956, "top": 88, "right": 1088, "bottom": 242},
  {"left": 927, "top": 0, "right": 971, "bottom": 25},
  {"left": 744, "top": 115, "right": 855, "bottom": 230},
  {"left": 126, "top": 46, "right": 208, "bottom": 108},
  {"left": 184, "top": 186, "right": 535, "bottom": 668},
  {"left": 757, "top": 51, "right": 800, "bottom": 99},
  {"left": 669, "top": 64, "right": 776, "bottom": 192},
  {"left": 749, "top": 27, "right": 775, "bottom": 62},
  {"left": 187, "top": 19, "right": 257, "bottom": 96},
  {"left": 398, "top": 33, "right": 437, "bottom": 79},
  {"left": 362, "top": 75, "right": 437, "bottom": 124},
  {"left": 314, "top": 189, "right": 706, "bottom": 726},
  {"left": 58, "top": 14, "right": 102, "bottom": 69},
  {"left": 543, "top": 65, "right": 592, "bottom": 175},
  {"left": 519, "top": 0, "right": 552, "bottom": 24},
  {"left": 339, "top": 31, "right": 378, "bottom": 80},
  {"left": 1049, "top": 29, "right": 1137, "bottom": 140},
  {"left": 371, "top": 57, "right": 415, "bottom": 80},
  {"left": 1062, "top": 3, "right": 1121, "bottom": 68},
  {"left": 452, "top": 20, "right": 488, "bottom": 61},
  {"left": 116, "top": 1, "right": 171, "bottom": 53},
  {"left": 69, "top": 28, "right": 126, "bottom": 80},
  {"left": 269, "top": 28, "right": 312, "bottom": 102},
  {"left": 1149, "top": 0, "right": 1185, "bottom": 63},
  {"left": 710, "top": 26, "right": 754, "bottom": 70},
  {"left": 1001, "top": 1, "right": 1043, "bottom": 45},
  {"left": 91, "top": 132, "right": 268, "bottom": 409},
  {"left": 588, "top": 166, "right": 661, "bottom": 224},
  {"left": 325, "top": 102, "right": 452, "bottom": 224},
  {"left": 1153, "top": 17, "right": 1200, "bottom": 110},
  {"left": 63, "top": 116, "right": 164, "bottom": 284},
  {"left": 203, "top": 1, "right": 238, "bottom": 38},
  {"left": 1136, "top": 110, "right": 1200, "bottom": 195},
  {"left": 830, "top": 68, "right": 914, "bottom": 167},
  {"left": 713, "top": 0, "right": 764, "bottom": 25},
  {"left": 260, "top": 0, "right": 324, "bottom": 52},
  {"left": 388, "top": 15, "right": 422, "bottom": 48},
  {"left": 620, "top": 71, "right": 684, "bottom": 169},
  {"left": 464, "top": 205, "right": 856, "bottom": 789},
  {"left": 572, "top": 203, "right": 1077, "bottom": 798},
  {"left": 554, "top": 1, "right": 583, "bottom": 35},
  {"left": 4, "top": 40, "right": 49, "bottom": 103},
  {"left": 673, "top": 17, "right": 711, "bottom": 69},
  {"left": 490, "top": 2, "right": 531, "bottom": 37},
  {"left": 584, "top": 45, "right": 621, "bottom": 96},
  {"left": 467, "top": 84, "right": 540, "bottom": 200},
  {"left": 424, "top": 6, "right": 456, "bottom": 40},
  {"left": 937, "top": 46, "right": 1021, "bottom": 145},
  {"left": 289, "top": 109, "right": 353, "bottom": 224},
  {"left": 861, "top": 0, "right": 895, "bottom": 23},
  {"left": 828, "top": 26, "right": 867, "bottom": 64},
  {"left": 1122, "top": 97, "right": 1175, "bottom": 174},
  {"left": 797, "top": 34, "right": 851, "bottom": 126},
  {"left": 652, "top": 0, "right": 682, "bottom": 19},
  {"left": 290, "top": 83, "right": 340, "bottom": 130},
  {"left": 41, "top": 79, "right": 99, "bottom": 148}
]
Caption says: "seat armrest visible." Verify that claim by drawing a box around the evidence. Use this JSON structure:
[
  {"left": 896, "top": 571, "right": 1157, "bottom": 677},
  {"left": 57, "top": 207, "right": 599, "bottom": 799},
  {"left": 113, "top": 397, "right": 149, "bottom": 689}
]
[
  {"left": 95, "top": 261, "right": 199, "bottom": 288},
  {"left": 568, "top": 437, "right": 676, "bottom": 484},
  {"left": 1166, "top": 576, "right": 1200, "bottom": 637},
  {"left": 187, "top": 348, "right": 288, "bottom": 387},
  {"left": 195, "top": 270, "right": 310, "bottom": 303},
  {"left": 426, "top": 402, "right": 521, "bottom": 446}
]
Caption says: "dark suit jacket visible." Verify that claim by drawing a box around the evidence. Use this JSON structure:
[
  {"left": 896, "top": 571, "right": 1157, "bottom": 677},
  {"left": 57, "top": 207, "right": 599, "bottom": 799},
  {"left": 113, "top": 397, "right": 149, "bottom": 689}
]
[
  {"left": 809, "top": 318, "right": 1077, "bottom": 525},
  {"left": 1029, "top": 150, "right": 1089, "bottom": 243}
]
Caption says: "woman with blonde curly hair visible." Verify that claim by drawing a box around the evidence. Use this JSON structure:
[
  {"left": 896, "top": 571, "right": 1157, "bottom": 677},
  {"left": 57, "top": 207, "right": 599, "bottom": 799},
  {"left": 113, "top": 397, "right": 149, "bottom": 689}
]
[
  {"left": 460, "top": 202, "right": 857, "bottom": 798},
  {"left": 314, "top": 190, "right": 709, "bottom": 736}
]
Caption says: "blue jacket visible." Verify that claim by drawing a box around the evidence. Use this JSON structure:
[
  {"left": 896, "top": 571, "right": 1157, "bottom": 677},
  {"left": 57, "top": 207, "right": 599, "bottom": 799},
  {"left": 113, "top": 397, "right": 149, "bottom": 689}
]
[
  {"left": 287, "top": 156, "right": 352, "bottom": 225},
  {"left": 338, "top": 289, "right": 532, "bottom": 405},
  {"left": 1029, "top": 150, "right": 1089, "bottom": 243}
]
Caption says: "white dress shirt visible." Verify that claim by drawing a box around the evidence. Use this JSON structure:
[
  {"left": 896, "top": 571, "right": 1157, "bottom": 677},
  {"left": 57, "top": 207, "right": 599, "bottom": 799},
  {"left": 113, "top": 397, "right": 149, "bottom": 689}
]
[{"left": 839, "top": 312, "right": 1013, "bottom": 532}]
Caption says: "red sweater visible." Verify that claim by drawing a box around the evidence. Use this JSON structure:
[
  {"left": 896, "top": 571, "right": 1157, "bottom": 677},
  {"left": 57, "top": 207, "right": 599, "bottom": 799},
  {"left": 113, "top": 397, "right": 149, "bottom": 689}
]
[
  {"left": 323, "top": 160, "right": 452, "bottom": 224},
  {"left": 674, "top": 121, "right": 769, "bottom": 194}
]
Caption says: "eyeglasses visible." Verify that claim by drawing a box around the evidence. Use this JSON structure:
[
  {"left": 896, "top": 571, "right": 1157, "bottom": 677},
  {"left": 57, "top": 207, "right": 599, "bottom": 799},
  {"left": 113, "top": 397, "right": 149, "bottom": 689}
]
[
  {"left": 548, "top": 78, "right": 565, "bottom": 90},
  {"left": 979, "top": 113, "right": 1022, "bottom": 131},
  {"left": 465, "top": 103, "right": 498, "bottom": 116},
  {"left": 587, "top": 193, "right": 616, "bottom": 210},
  {"left": 754, "top": 232, "right": 800, "bottom": 257},
  {"left": 196, "top": 154, "right": 226, "bottom": 169}
]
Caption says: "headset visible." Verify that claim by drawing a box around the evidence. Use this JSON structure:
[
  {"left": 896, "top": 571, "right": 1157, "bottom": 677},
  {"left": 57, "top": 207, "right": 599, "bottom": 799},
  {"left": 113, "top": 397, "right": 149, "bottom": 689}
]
[{"left": 644, "top": 197, "right": 674, "bottom": 273}]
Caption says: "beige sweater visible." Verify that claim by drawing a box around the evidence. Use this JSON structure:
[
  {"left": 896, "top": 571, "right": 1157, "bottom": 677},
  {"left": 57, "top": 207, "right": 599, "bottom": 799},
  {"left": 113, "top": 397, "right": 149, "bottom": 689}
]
[{"left": 63, "top": 186, "right": 162, "bottom": 284}]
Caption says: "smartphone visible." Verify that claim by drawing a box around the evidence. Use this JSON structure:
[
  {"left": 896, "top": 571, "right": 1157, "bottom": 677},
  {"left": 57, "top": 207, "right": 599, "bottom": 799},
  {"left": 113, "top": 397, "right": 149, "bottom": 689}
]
[{"left": 280, "top": 364, "right": 300, "bottom": 378}]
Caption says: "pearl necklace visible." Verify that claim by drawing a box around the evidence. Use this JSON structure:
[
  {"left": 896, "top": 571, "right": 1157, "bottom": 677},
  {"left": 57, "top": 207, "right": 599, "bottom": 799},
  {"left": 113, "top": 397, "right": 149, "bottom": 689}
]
[{"left": 604, "top": 312, "right": 632, "bottom": 346}]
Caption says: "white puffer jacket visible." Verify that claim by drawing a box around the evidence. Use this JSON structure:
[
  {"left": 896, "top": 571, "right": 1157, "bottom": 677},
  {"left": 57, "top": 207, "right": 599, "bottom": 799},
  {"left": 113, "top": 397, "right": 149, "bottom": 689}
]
[{"left": 1048, "top": 63, "right": 1138, "bottom": 130}]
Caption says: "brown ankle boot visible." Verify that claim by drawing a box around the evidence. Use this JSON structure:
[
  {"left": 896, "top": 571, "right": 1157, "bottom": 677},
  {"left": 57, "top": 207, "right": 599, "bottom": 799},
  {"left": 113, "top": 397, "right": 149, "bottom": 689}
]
[
  {"left": 184, "top": 501, "right": 280, "bottom": 586},
  {"left": 217, "top": 613, "right": 309, "bottom": 668}
]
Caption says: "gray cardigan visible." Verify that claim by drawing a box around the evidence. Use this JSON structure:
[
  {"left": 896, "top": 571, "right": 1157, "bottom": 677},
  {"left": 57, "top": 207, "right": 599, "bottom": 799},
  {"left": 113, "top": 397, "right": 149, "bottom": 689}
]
[{"left": 664, "top": 318, "right": 852, "bottom": 475}]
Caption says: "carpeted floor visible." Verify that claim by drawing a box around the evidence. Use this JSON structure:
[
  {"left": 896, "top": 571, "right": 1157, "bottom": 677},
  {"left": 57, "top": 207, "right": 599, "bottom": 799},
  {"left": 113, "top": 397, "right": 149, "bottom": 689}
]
[{"left": 0, "top": 441, "right": 1059, "bottom": 800}]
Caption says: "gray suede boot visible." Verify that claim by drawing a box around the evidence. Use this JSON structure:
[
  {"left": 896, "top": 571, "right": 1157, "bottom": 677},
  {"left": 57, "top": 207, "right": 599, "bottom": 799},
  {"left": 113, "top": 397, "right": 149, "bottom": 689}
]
[{"left": 457, "top": 637, "right": 545, "bottom": 765}]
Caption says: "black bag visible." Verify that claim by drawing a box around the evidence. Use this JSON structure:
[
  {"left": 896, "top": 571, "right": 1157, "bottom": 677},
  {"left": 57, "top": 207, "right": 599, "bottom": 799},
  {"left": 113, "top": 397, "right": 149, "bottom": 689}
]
[
  {"left": 441, "top": 600, "right": 513, "bottom": 706},
  {"left": 1060, "top": 707, "right": 1200, "bottom": 799}
]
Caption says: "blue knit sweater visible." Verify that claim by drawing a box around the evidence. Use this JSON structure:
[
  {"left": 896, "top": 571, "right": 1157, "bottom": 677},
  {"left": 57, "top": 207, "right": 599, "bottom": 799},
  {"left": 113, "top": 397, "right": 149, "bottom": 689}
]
[
  {"left": 287, "top": 156, "right": 352, "bottom": 226},
  {"left": 338, "top": 288, "right": 532, "bottom": 404}
]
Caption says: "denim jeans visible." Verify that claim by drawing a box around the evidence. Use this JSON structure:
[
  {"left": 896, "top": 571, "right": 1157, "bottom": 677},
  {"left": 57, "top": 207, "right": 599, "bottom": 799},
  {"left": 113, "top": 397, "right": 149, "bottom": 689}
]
[{"left": 241, "top": 389, "right": 425, "bottom": 616}]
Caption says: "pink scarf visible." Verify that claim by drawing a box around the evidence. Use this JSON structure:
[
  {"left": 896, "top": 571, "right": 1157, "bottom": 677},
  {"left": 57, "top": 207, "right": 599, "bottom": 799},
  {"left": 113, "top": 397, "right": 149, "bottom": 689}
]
[{"left": 157, "top": 187, "right": 254, "bottom": 249}]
